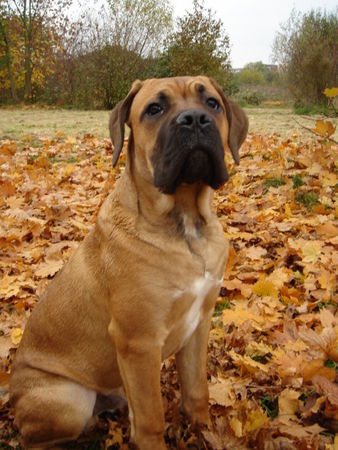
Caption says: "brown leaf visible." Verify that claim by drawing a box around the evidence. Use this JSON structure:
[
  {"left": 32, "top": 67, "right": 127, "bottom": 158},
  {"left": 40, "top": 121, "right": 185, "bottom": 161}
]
[{"left": 312, "top": 375, "right": 338, "bottom": 407}]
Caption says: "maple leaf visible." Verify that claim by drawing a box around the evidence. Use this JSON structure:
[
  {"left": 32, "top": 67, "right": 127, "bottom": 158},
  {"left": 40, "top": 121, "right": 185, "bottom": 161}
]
[
  {"left": 302, "top": 359, "right": 336, "bottom": 382},
  {"left": 243, "top": 409, "right": 267, "bottom": 433},
  {"left": 252, "top": 277, "right": 278, "bottom": 298},
  {"left": 298, "top": 326, "right": 337, "bottom": 360},
  {"left": 230, "top": 416, "right": 243, "bottom": 437},
  {"left": 35, "top": 259, "right": 64, "bottom": 278},
  {"left": 313, "top": 119, "right": 336, "bottom": 138},
  {"left": 312, "top": 375, "right": 338, "bottom": 408},
  {"left": 222, "top": 279, "right": 252, "bottom": 298},
  {"left": 302, "top": 241, "right": 321, "bottom": 263},
  {"left": 246, "top": 246, "right": 267, "bottom": 260},
  {"left": 278, "top": 388, "right": 300, "bottom": 417},
  {"left": 228, "top": 350, "right": 270, "bottom": 374},
  {"left": 222, "top": 305, "right": 264, "bottom": 328},
  {"left": 323, "top": 87, "right": 338, "bottom": 98}
]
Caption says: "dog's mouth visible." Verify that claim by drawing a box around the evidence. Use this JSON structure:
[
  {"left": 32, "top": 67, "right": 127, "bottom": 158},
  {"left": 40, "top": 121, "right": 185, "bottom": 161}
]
[
  {"left": 152, "top": 112, "right": 229, "bottom": 194},
  {"left": 180, "top": 147, "right": 213, "bottom": 186}
]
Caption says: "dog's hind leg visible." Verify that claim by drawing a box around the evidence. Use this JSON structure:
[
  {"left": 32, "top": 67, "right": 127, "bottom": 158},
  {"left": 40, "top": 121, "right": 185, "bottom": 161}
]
[{"left": 10, "top": 367, "right": 96, "bottom": 449}]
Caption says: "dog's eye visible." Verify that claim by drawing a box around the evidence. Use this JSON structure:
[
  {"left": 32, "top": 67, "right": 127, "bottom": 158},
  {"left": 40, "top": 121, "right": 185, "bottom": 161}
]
[
  {"left": 146, "top": 103, "right": 163, "bottom": 116},
  {"left": 206, "top": 97, "right": 220, "bottom": 110}
]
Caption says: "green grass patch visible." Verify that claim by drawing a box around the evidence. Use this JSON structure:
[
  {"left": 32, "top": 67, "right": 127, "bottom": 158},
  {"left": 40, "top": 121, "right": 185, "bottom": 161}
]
[
  {"left": 294, "top": 103, "right": 333, "bottom": 116},
  {"left": 48, "top": 156, "right": 63, "bottom": 163},
  {"left": 66, "top": 156, "right": 78, "bottom": 163},
  {"left": 213, "top": 300, "right": 231, "bottom": 317},
  {"left": 292, "top": 174, "right": 305, "bottom": 188},
  {"left": 324, "top": 359, "right": 338, "bottom": 371},
  {"left": 295, "top": 191, "right": 320, "bottom": 210},
  {"left": 264, "top": 177, "right": 286, "bottom": 193},
  {"left": 260, "top": 395, "right": 279, "bottom": 418}
]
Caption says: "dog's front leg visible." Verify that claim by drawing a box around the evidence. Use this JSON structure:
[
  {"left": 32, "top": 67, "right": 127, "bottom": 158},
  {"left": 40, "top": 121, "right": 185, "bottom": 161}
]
[
  {"left": 109, "top": 323, "right": 166, "bottom": 450},
  {"left": 175, "top": 316, "right": 212, "bottom": 427}
]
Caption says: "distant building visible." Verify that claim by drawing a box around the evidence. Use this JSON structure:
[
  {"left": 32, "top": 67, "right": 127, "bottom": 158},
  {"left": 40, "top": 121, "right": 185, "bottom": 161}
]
[{"left": 263, "top": 64, "right": 278, "bottom": 72}]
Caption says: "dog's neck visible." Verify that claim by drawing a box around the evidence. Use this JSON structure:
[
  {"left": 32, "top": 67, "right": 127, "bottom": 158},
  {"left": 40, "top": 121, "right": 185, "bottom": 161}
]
[{"left": 116, "top": 162, "right": 215, "bottom": 240}]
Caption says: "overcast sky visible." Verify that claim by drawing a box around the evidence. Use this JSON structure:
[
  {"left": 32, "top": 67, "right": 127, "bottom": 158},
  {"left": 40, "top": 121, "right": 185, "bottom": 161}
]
[{"left": 172, "top": 0, "right": 337, "bottom": 68}]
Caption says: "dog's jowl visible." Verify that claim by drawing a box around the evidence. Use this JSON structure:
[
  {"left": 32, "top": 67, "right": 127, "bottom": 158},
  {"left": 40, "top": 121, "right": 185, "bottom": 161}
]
[{"left": 10, "top": 76, "right": 248, "bottom": 450}]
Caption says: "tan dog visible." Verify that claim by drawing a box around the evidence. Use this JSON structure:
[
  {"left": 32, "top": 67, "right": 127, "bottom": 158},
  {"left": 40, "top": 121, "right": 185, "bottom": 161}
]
[{"left": 10, "top": 76, "right": 248, "bottom": 450}]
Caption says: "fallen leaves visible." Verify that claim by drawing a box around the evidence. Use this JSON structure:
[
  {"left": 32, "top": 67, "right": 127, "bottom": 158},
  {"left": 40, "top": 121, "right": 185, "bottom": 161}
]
[
  {"left": 0, "top": 128, "right": 337, "bottom": 449},
  {"left": 313, "top": 119, "right": 336, "bottom": 138}
]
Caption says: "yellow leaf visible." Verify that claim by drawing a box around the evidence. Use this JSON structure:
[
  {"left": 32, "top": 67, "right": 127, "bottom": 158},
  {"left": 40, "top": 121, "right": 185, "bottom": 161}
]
[
  {"left": 302, "top": 241, "right": 321, "bottom": 263},
  {"left": 278, "top": 388, "right": 300, "bottom": 416},
  {"left": 284, "top": 203, "right": 292, "bottom": 218},
  {"left": 313, "top": 120, "right": 336, "bottom": 138},
  {"left": 324, "top": 87, "right": 338, "bottom": 98},
  {"left": 244, "top": 409, "right": 267, "bottom": 433},
  {"left": 321, "top": 172, "right": 337, "bottom": 187},
  {"left": 35, "top": 259, "right": 64, "bottom": 278},
  {"left": 266, "top": 268, "right": 289, "bottom": 289},
  {"left": 222, "top": 305, "right": 264, "bottom": 327},
  {"left": 228, "top": 350, "right": 269, "bottom": 374},
  {"left": 252, "top": 277, "right": 278, "bottom": 298},
  {"left": 318, "top": 270, "right": 335, "bottom": 291},
  {"left": 246, "top": 341, "right": 274, "bottom": 358},
  {"left": 11, "top": 328, "right": 23, "bottom": 346},
  {"left": 209, "top": 380, "right": 235, "bottom": 407},
  {"left": 64, "top": 165, "right": 75, "bottom": 177},
  {"left": 65, "top": 136, "right": 77, "bottom": 145},
  {"left": 230, "top": 416, "right": 243, "bottom": 437}
]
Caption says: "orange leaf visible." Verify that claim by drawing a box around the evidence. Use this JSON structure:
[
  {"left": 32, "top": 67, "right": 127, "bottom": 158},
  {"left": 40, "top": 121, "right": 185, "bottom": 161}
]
[
  {"left": 313, "top": 119, "right": 336, "bottom": 138},
  {"left": 252, "top": 277, "right": 278, "bottom": 298}
]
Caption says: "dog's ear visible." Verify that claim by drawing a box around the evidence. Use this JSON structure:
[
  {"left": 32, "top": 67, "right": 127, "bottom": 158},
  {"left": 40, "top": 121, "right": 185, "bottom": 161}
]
[
  {"left": 209, "top": 78, "right": 248, "bottom": 165},
  {"left": 109, "top": 80, "right": 143, "bottom": 167}
]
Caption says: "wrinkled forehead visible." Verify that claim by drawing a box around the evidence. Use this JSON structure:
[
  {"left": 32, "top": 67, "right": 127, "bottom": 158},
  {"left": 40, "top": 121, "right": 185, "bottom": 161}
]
[{"left": 130, "top": 76, "right": 220, "bottom": 118}]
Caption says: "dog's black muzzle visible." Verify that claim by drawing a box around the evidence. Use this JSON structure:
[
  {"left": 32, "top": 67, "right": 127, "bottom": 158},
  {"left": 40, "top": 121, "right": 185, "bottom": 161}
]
[{"left": 152, "top": 109, "right": 229, "bottom": 194}]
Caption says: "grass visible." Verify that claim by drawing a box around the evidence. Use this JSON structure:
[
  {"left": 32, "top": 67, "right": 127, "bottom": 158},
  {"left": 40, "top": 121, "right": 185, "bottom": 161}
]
[
  {"left": 295, "top": 191, "right": 320, "bottom": 210},
  {"left": 292, "top": 174, "right": 305, "bottom": 188},
  {"left": 0, "top": 109, "right": 110, "bottom": 141},
  {"left": 264, "top": 177, "right": 285, "bottom": 189},
  {"left": 0, "top": 107, "right": 337, "bottom": 141}
]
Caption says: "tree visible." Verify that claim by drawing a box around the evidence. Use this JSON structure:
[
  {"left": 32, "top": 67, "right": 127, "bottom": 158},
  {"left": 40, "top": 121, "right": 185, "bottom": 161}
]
[
  {"left": 0, "top": 8, "right": 18, "bottom": 102},
  {"left": 64, "top": 0, "right": 173, "bottom": 109},
  {"left": 1, "top": 0, "right": 72, "bottom": 102},
  {"left": 238, "top": 68, "right": 266, "bottom": 86},
  {"left": 107, "top": 0, "right": 172, "bottom": 58},
  {"left": 238, "top": 61, "right": 279, "bottom": 86},
  {"left": 165, "top": 0, "right": 232, "bottom": 91},
  {"left": 273, "top": 8, "right": 337, "bottom": 106}
]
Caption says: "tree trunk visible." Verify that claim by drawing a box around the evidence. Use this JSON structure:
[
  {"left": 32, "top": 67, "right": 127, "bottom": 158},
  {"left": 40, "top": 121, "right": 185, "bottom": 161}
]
[
  {"left": 1, "top": 24, "right": 18, "bottom": 102},
  {"left": 23, "top": 0, "right": 33, "bottom": 102},
  {"left": 24, "top": 49, "right": 32, "bottom": 101}
]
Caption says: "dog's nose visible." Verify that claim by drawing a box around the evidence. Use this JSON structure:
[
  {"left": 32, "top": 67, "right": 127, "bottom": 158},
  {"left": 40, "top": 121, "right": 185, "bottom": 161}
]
[{"left": 176, "top": 109, "right": 212, "bottom": 129}]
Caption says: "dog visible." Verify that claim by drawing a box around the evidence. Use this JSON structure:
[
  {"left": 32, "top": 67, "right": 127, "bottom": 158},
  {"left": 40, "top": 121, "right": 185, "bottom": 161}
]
[{"left": 10, "top": 76, "right": 248, "bottom": 450}]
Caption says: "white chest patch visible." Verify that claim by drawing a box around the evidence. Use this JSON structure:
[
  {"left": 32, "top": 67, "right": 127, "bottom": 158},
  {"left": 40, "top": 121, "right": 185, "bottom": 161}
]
[{"left": 181, "top": 272, "right": 221, "bottom": 344}]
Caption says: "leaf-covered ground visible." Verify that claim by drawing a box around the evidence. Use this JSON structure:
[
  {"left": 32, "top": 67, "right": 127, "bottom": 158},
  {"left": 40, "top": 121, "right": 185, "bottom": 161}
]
[{"left": 0, "top": 128, "right": 337, "bottom": 449}]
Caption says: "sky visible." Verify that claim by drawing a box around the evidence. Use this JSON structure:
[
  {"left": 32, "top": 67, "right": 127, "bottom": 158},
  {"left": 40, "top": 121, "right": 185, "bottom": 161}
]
[{"left": 171, "top": 0, "right": 337, "bottom": 68}]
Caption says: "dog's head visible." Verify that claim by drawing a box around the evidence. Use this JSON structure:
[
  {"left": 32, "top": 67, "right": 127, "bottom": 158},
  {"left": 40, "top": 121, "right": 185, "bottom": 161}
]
[{"left": 109, "top": 76, "right": 248, "bottom": 194}]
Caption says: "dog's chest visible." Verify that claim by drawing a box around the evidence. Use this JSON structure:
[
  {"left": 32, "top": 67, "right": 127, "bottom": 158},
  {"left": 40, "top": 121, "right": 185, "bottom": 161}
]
[{"left": 164, "top": 272, "right": 221, "bottom": 356}]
